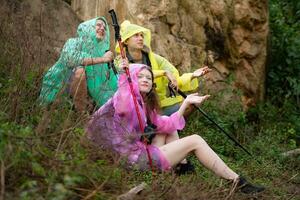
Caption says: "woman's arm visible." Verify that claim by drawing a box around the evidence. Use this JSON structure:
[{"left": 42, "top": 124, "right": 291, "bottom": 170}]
[
  {"left": 152, "top": 112, "right": 185, "bottom": 134},
  {"left": 151, "top": 94, "right": 209, "bottom": 133},
  {"left": 153, "top": 54, "right": 179, "bottom": 88},
  {"left": 81, "top": 51, "right": 114, "bottom": 66},
  {"left": 154, "top": 54, "right": 211, "bottom": 92}
]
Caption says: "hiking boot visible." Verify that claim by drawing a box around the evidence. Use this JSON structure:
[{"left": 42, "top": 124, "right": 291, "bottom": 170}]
[
  {"left": 175, "top": 160, "right": 195, "bottom": 175},
  {"left": 237, "top": 176, "right": 265, "bottom": 194}
]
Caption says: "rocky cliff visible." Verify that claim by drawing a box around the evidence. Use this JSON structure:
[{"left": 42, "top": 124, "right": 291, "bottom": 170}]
[
  {"left": 0, "top": 0, "right": 81, "bottom": 67},
  {"left": 72, "top": 0, "right": 269, "bottom": 109},
  {"left": 0, "top": 0, "right": 268, "bottom": 109}
]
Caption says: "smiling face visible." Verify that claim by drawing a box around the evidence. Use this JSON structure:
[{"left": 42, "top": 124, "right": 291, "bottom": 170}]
[
  {"left": 95, "top": 19, "right": 106, "bottom": 40},
  {"left": 137, "top": 68, "right": 153, "bottom": 94},
  {"left": 125, "top": 32, "right": 144, "bottom": 50}
]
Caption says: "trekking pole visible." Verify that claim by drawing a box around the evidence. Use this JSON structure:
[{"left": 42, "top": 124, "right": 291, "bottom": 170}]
[
  {"left": 108, "top": 62, "right": 118, "bottom": 76},
  {"left": 109, "top": 9, "right": 154, "bottom": 171},
  {"left": 169, "top": 83, "right": 254, "bottom": 157}
]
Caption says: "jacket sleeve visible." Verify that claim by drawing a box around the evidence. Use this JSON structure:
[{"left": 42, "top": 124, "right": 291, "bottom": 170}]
[
  {"left": 151, "top": 111, "right": 185, "bottom": 134},
  {"left": 113, "top": 74, "right": 140, "bottom": 116},
  {"left": 60, "top": 39, "right": 91, "bottom": 68},
  {"left": 154, "top": 53, "right": 198, "bottom": 91}
]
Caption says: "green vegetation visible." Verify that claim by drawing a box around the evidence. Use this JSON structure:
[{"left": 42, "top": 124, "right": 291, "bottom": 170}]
[
  {"left": 0, "top": 0, "right": 299, "bottom": 199},
  {"left": 268, "top": 0, "right": 300, "bottom": 106}
]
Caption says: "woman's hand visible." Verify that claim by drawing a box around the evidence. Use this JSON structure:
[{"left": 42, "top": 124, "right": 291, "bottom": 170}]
[
  {"left": 120, "top": 58, "right": 129, "bottom": 70},
  {"left": 102, "top": 51, "right": 114, "bottom": 63},
  {"left": 185, "top": 93, "right": 210, "bottom": 106},
  {"left": 178, "top": 93, "right": 210, "bottom": 116},
  {"left": 165, "top": 70, "right": 178, "bottom": 90},
  {"left": 192, "top": 66, "right": 212, "bottom": 79}
]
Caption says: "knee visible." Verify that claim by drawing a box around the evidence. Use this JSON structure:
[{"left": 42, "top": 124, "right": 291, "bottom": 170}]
[
  {"left": 190, "top": 134, "right": 207, "bottom": 146},
  {"left": 74, "top": 68, "right": 86, "bottom": 79}
]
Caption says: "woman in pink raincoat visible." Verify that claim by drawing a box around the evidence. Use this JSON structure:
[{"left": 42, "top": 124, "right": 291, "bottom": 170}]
[{"left": 86, "top": 64, "right": 264, "bottom": 194}]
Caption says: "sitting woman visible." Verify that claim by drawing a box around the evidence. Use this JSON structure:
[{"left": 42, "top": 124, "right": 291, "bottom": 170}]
[
  {"left": 39, "top": 17, "right": 117, "bottom": 113},
  {"left": 86, "top": 64, "right": 264, "bottom": 194}
]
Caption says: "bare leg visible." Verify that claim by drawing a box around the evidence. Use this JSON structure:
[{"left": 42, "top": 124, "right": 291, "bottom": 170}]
[
  {"left": 165, "top": 131, "right": 180, "bottom": 144},
  {"left": 69, "top": 68, "right": 89, "bottom": 113},
  {"left": 151, "top": 131, "right": 188, "bottom": 164},
  {"left": 152, "top": 131, "right": 182, "bottom": 147},
  {"left": 159, "top": 134, "right": 239, "bottom": 180},
  {"left": 151, "top": 134, "right": 167, "bottom": 147}
]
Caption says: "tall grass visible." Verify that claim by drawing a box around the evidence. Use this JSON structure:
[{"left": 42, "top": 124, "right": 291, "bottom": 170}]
[{"left": 0, "top": 1, "right": 299, "bottom": 199}]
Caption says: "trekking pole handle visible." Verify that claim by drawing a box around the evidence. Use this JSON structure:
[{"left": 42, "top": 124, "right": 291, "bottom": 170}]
[
  {"left": 108, "top": 9, "right": 120, "bottom": 40},
  {"left": 109, "top": 9, "right": 125, "bottom": 59}
]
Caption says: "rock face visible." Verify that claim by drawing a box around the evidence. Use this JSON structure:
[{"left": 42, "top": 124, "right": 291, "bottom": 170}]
[
  {"left": 0, "top": 0, "right": 81, "bottom": 68},
  {"left": 72, "top": 0, "right": 269, "bottom": 109},
  {"left": 0, "top": 0, "right": 81, "bottom": 120}
]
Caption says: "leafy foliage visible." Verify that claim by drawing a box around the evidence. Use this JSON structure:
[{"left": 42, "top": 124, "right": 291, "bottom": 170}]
[{"left": 268, "top": 0, "right": 300, "bottom": 106}]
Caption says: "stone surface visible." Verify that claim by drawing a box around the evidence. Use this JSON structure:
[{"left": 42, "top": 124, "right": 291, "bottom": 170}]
[
  {"left": 1, "top": 0, "right": 267, "bottom": 109},
  {"left": 0, "top": 0, "right": 81, "bottom": 67},
  {"left": 70, "top": 0, "right": 268, "bottom": 109}
]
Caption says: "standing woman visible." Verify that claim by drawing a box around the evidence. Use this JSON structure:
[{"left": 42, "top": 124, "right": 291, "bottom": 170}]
[{"left": 86, "top": 64, "right": 264, "bottom": 194}]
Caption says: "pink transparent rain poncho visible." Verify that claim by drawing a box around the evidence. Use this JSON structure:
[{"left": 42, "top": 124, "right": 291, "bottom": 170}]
[{"left": 86, "top": 64, "right": 185, "bottom": 171}]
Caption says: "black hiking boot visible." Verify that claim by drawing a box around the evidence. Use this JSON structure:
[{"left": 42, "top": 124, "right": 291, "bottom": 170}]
[
  {"left": 237, "top": 176, "right": 265, "bottom": 194},
  {"left": 175, "top": 160, "right": 195, "bottom": 175}
]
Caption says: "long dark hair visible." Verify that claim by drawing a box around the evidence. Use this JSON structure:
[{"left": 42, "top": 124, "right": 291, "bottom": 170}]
[{"left": 140, "top": 67, "right": 161, "bottom": 115}]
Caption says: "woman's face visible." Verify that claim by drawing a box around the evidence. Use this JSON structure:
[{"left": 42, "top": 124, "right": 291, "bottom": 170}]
[
  {"left": 95, "top": 19, "right": 106, "bottom": 40},
  {"left": 137, "top": 68, "right": 153, "bottom": 94},
  {"left": 125, "top": 32, "right": 144, "bottom": 50}
]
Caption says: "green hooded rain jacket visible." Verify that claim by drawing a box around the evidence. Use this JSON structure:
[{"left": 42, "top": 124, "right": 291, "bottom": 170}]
[{"left": 39, "top": 17, "right": 117, "bottom": 107}]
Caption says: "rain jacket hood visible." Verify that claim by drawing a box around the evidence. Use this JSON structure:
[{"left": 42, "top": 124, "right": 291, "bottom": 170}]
[
  {"left": 116, "top": 20, "right": 151, "bottom": 53},
  {"left": 129, "top": 64, "right": 151, "bottom": 81},
  {"left": 77, "top": 17, "right": 110, "bottom": 56}
]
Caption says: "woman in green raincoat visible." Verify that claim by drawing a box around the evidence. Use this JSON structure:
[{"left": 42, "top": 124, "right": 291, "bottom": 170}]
[{"left": 39, "top": 17, "right": 117, "bottom": 112}]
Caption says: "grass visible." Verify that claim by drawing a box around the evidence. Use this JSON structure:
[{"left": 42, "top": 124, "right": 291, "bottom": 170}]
[
  {"left": 0, "top": 87, "right": 299, "bottom": 199},
  {"left": 0, "top": 8, "right": 299, "bottom": 199}
]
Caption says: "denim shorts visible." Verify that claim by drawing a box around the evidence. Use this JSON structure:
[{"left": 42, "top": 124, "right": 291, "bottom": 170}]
[{"left": 161, "top": 103, "right": 181, "bottom": 116}]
